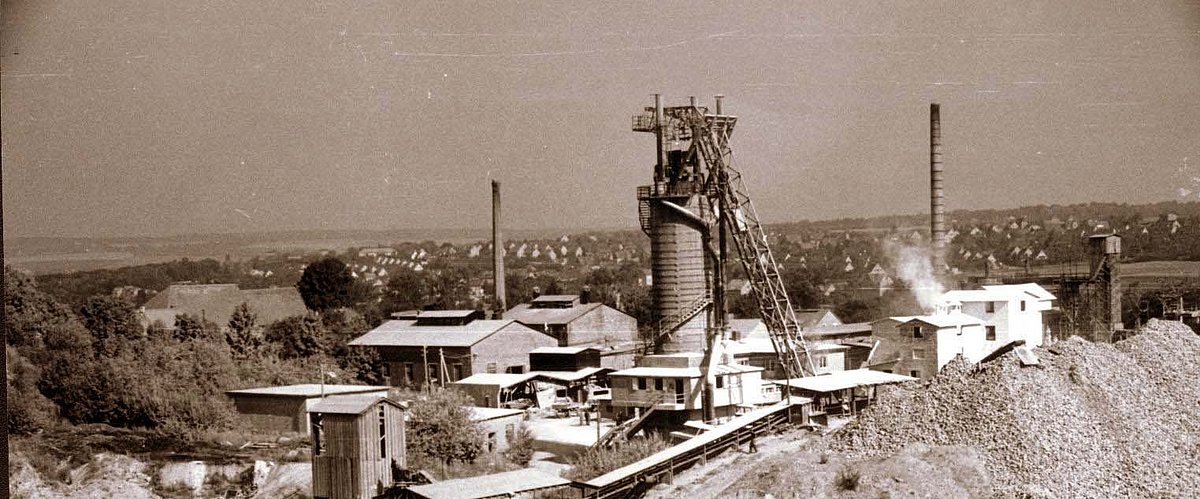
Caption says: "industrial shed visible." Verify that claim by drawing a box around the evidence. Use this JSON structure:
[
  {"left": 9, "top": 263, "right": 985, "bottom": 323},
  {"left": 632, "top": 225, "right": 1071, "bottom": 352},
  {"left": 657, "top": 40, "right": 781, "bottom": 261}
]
[
  {"left": 450, "top": 373, "right": 539, "bottom": 408},
  {"left": 309, "top": 395, "right": 408, "bottom": 499},
  {"left": 504, "top": 294, "right": 638, "bottom": 351},
  {"left": 225, "top": 384, "right": 391, "bottom": 434},
  {"left": 350, "top": 310, "right": 556, "bottom": 389}
]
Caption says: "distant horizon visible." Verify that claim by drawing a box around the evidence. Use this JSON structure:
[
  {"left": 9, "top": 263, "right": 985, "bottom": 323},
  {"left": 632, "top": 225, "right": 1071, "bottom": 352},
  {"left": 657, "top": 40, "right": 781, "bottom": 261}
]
[{"left": 5, "top": 197, "right": 1195, "bottom": 242}]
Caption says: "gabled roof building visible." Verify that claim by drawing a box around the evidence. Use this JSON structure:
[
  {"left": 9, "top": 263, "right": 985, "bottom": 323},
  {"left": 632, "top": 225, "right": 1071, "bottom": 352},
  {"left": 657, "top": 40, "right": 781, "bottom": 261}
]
[{"left": 350, "top": 310, "right": 556, "bottom": 389}]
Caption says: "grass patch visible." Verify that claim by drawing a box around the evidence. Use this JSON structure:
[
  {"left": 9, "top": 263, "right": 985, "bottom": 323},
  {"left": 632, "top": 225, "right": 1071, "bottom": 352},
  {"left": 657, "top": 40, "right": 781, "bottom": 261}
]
[{"left": 835, "top": 465, "right": 861, "bottom": 491}]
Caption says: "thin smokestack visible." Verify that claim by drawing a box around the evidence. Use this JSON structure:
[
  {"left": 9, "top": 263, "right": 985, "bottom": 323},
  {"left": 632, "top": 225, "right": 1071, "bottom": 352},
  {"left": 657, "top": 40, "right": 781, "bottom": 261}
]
[
  {"left": 492, "top": 180, "right": 506, "bottom": 317},
  {"left": 930, "top": 103, "right": 946, "bottom": 274}
]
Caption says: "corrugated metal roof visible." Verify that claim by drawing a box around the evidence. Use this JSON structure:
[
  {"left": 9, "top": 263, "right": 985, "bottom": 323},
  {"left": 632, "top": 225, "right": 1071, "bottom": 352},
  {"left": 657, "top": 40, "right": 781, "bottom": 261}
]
[
  {"left": 308, "top": 394, "right": 404, "bottom": 415},
  {"left": 773, "top": 369, "right": 916, "bottom": 393},
  {"left": 348, "top": 319, "right": 524, "bottom": 347},
  {"left": 503, "top": 302, "right": 604, "bottom": 325},
  {"left": 407, "top": 468, "right": 572, "bottom": 499},
  {"left": 226, "top": 384, "right": 390, "bottom": 398},
  {"left": 451, "top": 372, "right": 537, "bottom": 387}
]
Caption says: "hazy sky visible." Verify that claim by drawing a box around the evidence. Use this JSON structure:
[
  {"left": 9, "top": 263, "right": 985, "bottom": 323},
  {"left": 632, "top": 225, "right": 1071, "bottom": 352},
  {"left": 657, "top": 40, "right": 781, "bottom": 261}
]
[{"left": 3, "top": 1, "right": 1198, "bottom": 238}]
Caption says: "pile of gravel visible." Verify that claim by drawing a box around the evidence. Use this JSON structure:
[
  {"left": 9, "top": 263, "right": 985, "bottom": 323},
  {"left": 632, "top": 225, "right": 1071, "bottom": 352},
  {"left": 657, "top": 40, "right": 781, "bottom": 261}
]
[{"left": 832, "top": 319, "right": 1200, "bottom": 498}]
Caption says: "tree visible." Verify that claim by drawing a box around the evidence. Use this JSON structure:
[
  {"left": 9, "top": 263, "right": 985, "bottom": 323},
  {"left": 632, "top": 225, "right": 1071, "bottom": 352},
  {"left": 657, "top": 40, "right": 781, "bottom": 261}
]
[
  {"left": 173, "top": 313, "right": 220, "bottom": 342},
  {"left": 226, "top": 302, "right": 264, "bottom": 358},
  {"left": 403, "top": 389, "right": 483, "bottom": 466},
  {"left": 503, "top": 423, "right": 535, "bottom": 465},
  {"left": 78, "top": 295, "right": 143, "bottom": 356},
  {"left": 379, "top": 267, "right": 426, "bottom": 316},
  {"left": 297, "top": 257, "right": 361, "bottom": 312},
  {"left": 266, "top": 314, "right": 327, "bottom": 359}
]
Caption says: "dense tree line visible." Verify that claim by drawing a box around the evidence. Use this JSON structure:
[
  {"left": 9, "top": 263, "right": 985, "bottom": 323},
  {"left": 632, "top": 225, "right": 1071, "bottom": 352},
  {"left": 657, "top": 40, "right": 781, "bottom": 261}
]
[{"left": 4, "top": 267, "right": 383, "bottom": 437}]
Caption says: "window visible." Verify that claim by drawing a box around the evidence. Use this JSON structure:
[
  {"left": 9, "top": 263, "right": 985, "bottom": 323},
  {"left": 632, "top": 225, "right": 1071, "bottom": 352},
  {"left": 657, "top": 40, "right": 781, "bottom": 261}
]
[
  {"left": 637, "top": 378, "right": 647, "bottom": 390},
  {"left": 818, "top": 356, "right": 828, "bottom": 368},
  {"left": 451, "top": 363, "right": 464, "bottom": 381},
  {"left": 912, "top": 326, "right": 924, "bottom": 338},
  {"left": 487, "top": 362, "right": 498, "bottom": 374},
  {"left": 912, "top": 348, "right": 926, "bottom": 360},
  {"left": 403, "top": 363, "right": 415, "bottom": 384},
  {"left": 378, "top": 406, "right": 387, "bottom": 459},
  {"left": 986, "top": 326, "right": 997, "bottom": 341},
  {"left": 910, "top": 370, "right": 920, "bottom": 378},
  {"left": 716, "top": 376, "right": 725, "bottom": 389},
  {"left": 505, "top": 424, "right": 515, "bottom": 440},
  {"left": 986, "top": 301, "right": 995, "bottom": 313},
  {"left": 487, "top": 432, "right": 496, "bottom": 453},
  {"left": 382, "top": 363, "right": 391, "bottom": 377},
  {"left": 311, "top": 414, "right": 324, "bottom": 456},
  {"left": 654, "top": 378, "right": 664, "bottom": 391},
  {"left": 427, "top": 364, "right": 440, "bottom": 383},
  {"left": 506, "top": 366, "right": 525, "bottom": 374},
  {"left": 1020, "top": 300, "right": 1027, "bottom": 311}
]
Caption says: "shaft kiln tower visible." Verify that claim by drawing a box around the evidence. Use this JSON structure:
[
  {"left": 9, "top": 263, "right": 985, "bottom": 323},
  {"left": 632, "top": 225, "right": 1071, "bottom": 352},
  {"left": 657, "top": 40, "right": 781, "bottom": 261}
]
[{"left": 634, "top": 95, "right": 817, "bottom": 380}]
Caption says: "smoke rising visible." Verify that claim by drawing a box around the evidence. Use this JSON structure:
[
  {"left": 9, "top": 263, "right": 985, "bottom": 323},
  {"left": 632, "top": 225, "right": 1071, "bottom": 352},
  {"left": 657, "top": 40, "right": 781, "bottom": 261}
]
[{"left": 884, "top": 240, "right": 945, "bottom": 312}]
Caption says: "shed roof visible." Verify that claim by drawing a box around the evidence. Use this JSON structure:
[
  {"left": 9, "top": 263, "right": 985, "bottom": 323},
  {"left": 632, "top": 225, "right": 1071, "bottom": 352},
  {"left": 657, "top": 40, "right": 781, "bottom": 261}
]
[
  {"left": 308, "top": 394, "right": 404, "bottom": 415},
  {"left": 466, "top": 407, "right": 526, "bottom": 422},
  {"left": 773, "top": 369, "right": 917, "bottom": 393},
  {"left": 529, "top": 346, "right": 596, "bottom": 355},
  {"left": 530, "top": 367, "right": 613, "bottom": 383},
  {"left": 802, "top": 322, "right": 873, "bottom": 338},
  {"left": 348, "top": 319, "right": 528, "bottom": 348},
  {"left": 451, "top": 372, "right": 537, "bottom": 388},
  {"left": 225, "top": 384, "right": 390, "bottom": 398},
  {"left": 407, "top": 468, "right": 572, "bottom": 499}
]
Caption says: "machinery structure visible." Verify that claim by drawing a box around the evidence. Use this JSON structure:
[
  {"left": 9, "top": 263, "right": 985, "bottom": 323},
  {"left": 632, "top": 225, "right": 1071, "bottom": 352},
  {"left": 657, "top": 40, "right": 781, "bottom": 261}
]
[{"left": 634, "top": 95, "right": 817, "bottom": 421}]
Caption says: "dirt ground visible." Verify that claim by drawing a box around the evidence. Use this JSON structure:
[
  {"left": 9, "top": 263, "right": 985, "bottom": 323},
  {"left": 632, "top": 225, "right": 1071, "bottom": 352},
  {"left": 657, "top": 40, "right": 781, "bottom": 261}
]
[{"left": 646, "top": 429, "right": 992, "bottom": 499}]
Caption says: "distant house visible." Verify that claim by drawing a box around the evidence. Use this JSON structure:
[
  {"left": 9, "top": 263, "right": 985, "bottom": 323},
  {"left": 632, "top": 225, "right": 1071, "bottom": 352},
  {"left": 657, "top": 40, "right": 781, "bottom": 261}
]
[
  {"left": 308, "top": 395, "right": 407, "bottom": 499},
  {"left": 795, "top": 309, "right": 843, "bottom": 331},
  {"left": 727, "top": 318, "right": 768, "bottom": 341},
  {"left": 225, "top": 384, "right": 391, "bottom": 434},
  {"left": 358, "top": 247, "right": 397, "bottom": 257},
  {"left": 140, "top": 283, "right": 308, "bottom": 330},
  {"left": 867, "top": 314, "right": 987, "bottom": 379},
  {"left": 503, "top": 294, "right": 637, "bottom": 350},
  {"left": 349, "top": 310, "right": 556, "bottom": 389}
]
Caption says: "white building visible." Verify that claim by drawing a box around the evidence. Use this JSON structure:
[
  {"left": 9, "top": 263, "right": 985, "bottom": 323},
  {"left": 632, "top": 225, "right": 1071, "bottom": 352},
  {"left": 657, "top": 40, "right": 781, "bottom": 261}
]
[{"left": 939, "top": 283, "right": 1055, "bottom": 348}]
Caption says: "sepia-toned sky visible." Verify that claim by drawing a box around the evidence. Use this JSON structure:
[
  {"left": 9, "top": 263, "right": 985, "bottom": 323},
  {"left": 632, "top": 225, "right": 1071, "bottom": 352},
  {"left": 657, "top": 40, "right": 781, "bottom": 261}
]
[{"left": 3, "top": 0, "right": 1198, "bottom": 238}]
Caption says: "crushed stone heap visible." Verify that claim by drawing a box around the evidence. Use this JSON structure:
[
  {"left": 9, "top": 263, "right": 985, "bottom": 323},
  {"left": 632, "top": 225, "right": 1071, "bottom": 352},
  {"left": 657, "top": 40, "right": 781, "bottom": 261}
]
[{"left": 832, "top": 319, "right": 1200, "bottom": 498}]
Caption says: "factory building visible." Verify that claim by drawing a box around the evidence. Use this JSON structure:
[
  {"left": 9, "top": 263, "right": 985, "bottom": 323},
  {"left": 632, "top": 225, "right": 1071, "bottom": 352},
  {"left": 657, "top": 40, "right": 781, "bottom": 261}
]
[
  {"left": 867, "top": 313, "right": 987, "bottom": 379},
  {"left": 504, "top": 294, "right": 638, "bottom": 369},
  {"left": 349, "top": 310, "right": 556, "bottom": 389},
  {"left": 939, "top": 283, "right": 1056, "bottom": 348}
]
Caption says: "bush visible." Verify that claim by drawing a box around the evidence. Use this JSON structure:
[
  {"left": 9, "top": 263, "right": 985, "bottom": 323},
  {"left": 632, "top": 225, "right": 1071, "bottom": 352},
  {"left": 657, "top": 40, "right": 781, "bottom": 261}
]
[
  {"left": 835, "top": 465, "right": 861, "bottom": 491},
  {"left": 503, "top": 423, "right": 535, "bottom": 466},
  {"left": 401, "top": 389, "right": 484, "bottom": 466},
  {"left": 564, "top": 434, "right": 669, "bottom": 481}
]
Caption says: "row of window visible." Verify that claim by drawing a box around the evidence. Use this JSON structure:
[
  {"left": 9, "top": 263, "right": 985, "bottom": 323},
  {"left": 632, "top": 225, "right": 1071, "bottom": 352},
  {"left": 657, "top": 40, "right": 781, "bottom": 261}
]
[{"left": 911, "top": 325, "right": 997, "bottom": 341}]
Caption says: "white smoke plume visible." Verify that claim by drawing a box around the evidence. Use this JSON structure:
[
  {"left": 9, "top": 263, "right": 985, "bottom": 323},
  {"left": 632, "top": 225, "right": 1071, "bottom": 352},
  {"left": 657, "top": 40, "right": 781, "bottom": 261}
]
[{"left": 883, "top": 239, "right": 945, "bottom": 313}]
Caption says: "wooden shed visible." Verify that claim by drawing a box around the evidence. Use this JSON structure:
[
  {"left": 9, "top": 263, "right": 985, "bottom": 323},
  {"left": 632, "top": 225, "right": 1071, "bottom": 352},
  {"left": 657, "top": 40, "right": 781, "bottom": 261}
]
[{"left": 309, "top": 395, "right": 408, "bottom": 499}]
